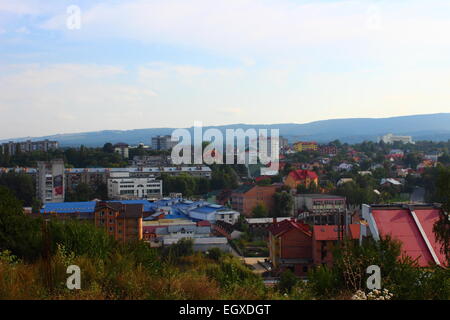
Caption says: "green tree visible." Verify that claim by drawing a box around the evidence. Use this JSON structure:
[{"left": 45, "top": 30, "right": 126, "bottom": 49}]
[
  {"left": 273, "top": 192, "right": 293, "bottom": 217},
  {"left": 252, "top": 203, "right": 269, "bottom": 218},
  {"left": 278, "top": 269, "right": 298, "bottom": 294},
  {"left": 433, "top": 167, "right": 450, "bottom": 264}
]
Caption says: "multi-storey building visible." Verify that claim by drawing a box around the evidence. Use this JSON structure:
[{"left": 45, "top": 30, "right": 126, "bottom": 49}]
[
  {"left": 293, "top": 141, "right": 318, "bottom": 152},
  {"left": 36, "top": 160, "right": 65, "bottom": 204},
  {"left": 295, "top": 194, "right": 346, "bottom": 225},
  {"left": 319, "top": 145, "right": 338, "bottom": 156},
  {"left": 379, "top": 133, "right": 414, "bottom": 144},
  {"left": 0, "top": 139, "right": 58, "bottom": 156},
  {"left": 152, "top": 135, "right": 176, "bottom": 151},
  {"left": 231, "top": 184, "right": 279, "bottom": 217},
  {"left": 113, "top": 142, "right": 129, "bottom": 159},
  {"left": 94, "top": 201, "right": 143, "bottom": 242},
  {"left": 107, "top": 172, "right": 162, "bottom": 200},
  {"left": 130, "top": 155, "right": 171, "bottom": 167}
]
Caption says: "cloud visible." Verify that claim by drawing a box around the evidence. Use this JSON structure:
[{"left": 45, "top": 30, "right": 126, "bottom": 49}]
[
  {"left": 35, "top": 0, "right": 450, "bottom": 58},
  {"left": 0, "top": 63, "right": 159, "bottom": 138}
]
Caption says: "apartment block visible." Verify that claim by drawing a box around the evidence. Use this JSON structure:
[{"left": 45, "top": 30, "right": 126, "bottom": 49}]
[{"left": 36, "top": 160, "right": 65, "bottom": 204}]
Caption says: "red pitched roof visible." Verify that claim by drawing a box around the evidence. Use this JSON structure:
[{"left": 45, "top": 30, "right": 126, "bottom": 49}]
[
  {"left": 288, "top": 169, "right": 318, "bottom": 181},
  {"left": 313, "top": 224, "right": 360, "bottom": 241},
  {"left": 268, "top": 219, "right": 312, "bottom": 237},
  {"left": 371, "top": 207, "right": 446, "bottom": 267}
]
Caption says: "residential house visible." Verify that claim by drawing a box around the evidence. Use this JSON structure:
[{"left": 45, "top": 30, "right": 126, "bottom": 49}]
[{"left": 284, "top": 169, "right": 318, "bottom": 190}]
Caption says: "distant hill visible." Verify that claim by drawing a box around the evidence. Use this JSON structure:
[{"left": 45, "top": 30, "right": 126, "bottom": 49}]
[{"left": 2, "top": 113, "right": 450, "bottom": 147}]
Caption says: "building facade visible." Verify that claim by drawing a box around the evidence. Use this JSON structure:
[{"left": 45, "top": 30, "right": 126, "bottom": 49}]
[
  {"left": 107, "top": 172, "right": 163, "bottom": 200},
  {"left": 36, "top": 159, "right": 65, "bottom": 204},
  {"left": 293, "top": 141, "right": 318, "bottom": 152},
  {"left": 379, "top": 133, "right": 414, "bottom": 144},
  {"left": 231, "top": 184, "right": 279, "bottom": 216},
  {"left": 152, "top": 135, "right": 176, "bottom": 151},
  {"left": 94, "top": 201, "right": 143, "bottom": 242},
  {"left": 1, "top": 139, "right": 58, "bottom": 156},
  {"left": 284, "top": 169, "right": 319, "bottom": 190}
]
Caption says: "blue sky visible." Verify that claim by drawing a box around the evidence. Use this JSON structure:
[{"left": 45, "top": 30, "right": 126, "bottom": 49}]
[{"left": 1, "top": 0, "right": 450, "bottom": 139}]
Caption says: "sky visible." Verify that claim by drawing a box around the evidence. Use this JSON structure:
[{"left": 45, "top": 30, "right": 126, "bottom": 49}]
[{"left": 1, "top": 0, "right": 450, "bottom": 139}]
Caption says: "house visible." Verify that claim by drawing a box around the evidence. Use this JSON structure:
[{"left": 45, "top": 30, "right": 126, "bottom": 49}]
[
  {"left": 312, "top": 225, "right": 360, "bottom": 267},
  {"left": 231, "top": 184, "right": 278, "bottom": 216},
  {"left": 268, "top": 219, "right": 313, "bottom": 277},
  {"left": 319, "top": 145, "right": 338, "bottom": 156},
  {"left": 361, "top": 204, "right": 447, "bottom": 267},
  {"left": 284, "top": 169, "right": 318, "bottom": 190}
]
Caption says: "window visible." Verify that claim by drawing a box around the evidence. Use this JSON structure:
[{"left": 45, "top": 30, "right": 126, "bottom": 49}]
[{"left": 302, "top": 266, "right": 308, "bottom": 273}]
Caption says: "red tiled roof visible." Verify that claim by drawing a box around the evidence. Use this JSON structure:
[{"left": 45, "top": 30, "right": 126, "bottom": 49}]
[
  {"left": 313, "top": 224, "right": 360, "bottom": 241},
  {"left": 288, "top": 169, "right": 318, "bottom": 181},
  {"left": 371, "top": 207, "right": 446, "bottom": 267},
  {"left": 268, "top": 219, "right": 312, "bottom": 237}
]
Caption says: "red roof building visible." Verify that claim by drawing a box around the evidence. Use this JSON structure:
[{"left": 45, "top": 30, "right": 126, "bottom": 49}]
[
  {"left": 284, "top": 169, "right": 319, "bottom": 190},
  {"left": 361, "top": 204, "right": 446, "bottom": 267},
  {"left": 312, "top": 225, "right": 360, "bottom": 267},
  {"left": 268, "top": 219, "right": 313, "bottom": 276}
]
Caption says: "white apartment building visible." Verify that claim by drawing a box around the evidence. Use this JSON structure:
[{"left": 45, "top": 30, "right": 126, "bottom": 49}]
[
  {"left": 379, "top": 133, "right": 414, "bottom": 144},
  {"left": 36, "top": 159, "right": 65, "bottom": 204},
  {"left": 108, "top": 172, "right": 162, "bottom": 200}
]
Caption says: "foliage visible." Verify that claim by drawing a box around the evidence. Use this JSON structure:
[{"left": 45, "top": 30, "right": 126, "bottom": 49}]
[{"left": 278, "top": 269, "right": 298, "bottom": 294}]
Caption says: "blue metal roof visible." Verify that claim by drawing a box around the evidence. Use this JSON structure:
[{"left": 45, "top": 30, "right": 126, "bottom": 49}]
[{"left": 40, "top": 201, "right": 97, "bottom": 214}]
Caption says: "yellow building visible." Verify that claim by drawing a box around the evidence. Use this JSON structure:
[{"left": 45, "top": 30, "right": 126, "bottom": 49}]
[{"left": 293, "top": 141, "right": 318, "bottom": 152}]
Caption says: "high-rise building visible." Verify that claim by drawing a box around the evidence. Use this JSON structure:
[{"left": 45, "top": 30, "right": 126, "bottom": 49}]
[
  {"left": 36, "top": 159, "right": 65, "bottom": 204},
  {"left": 1, "top": 139, "right": 59, "bottom": 156},
  {"left": 151, "top": 135, "right": 176, "bottom": 151}
]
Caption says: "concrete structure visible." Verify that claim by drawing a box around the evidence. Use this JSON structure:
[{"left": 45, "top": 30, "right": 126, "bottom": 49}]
[
  {"left": 113, "top": 142, "right": 129, "bottom": 159},
  {"left": 379, "top": 133, "right": 414, "bottom": 144},
  {"left": 1, "top": 139, "right": 58, "bottom": 156},
  {"left": 130, "top": 155, "right": 171, "bottom": 167},
  {"left": 36, "top": 160, "right": 65, "bottom": 204},
  {"left": 152, "top": 135, "right": 176, "bottom": 151},
  {"left": 295, "top": 194, "right": 346, "bottom": 225},
  {"left": 107, "top": 172, "right": 162, "bottom": 200}
]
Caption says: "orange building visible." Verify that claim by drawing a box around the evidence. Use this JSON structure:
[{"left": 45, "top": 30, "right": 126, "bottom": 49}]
[
  {"left": 94, "top": 201, "right": 143, "bottom": 242},
  {"left": 284, "top": 169, "right": 318, "bottom": 190},
  {"left": 231, "top": 184, "right": 278, "bottom": 217}
]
